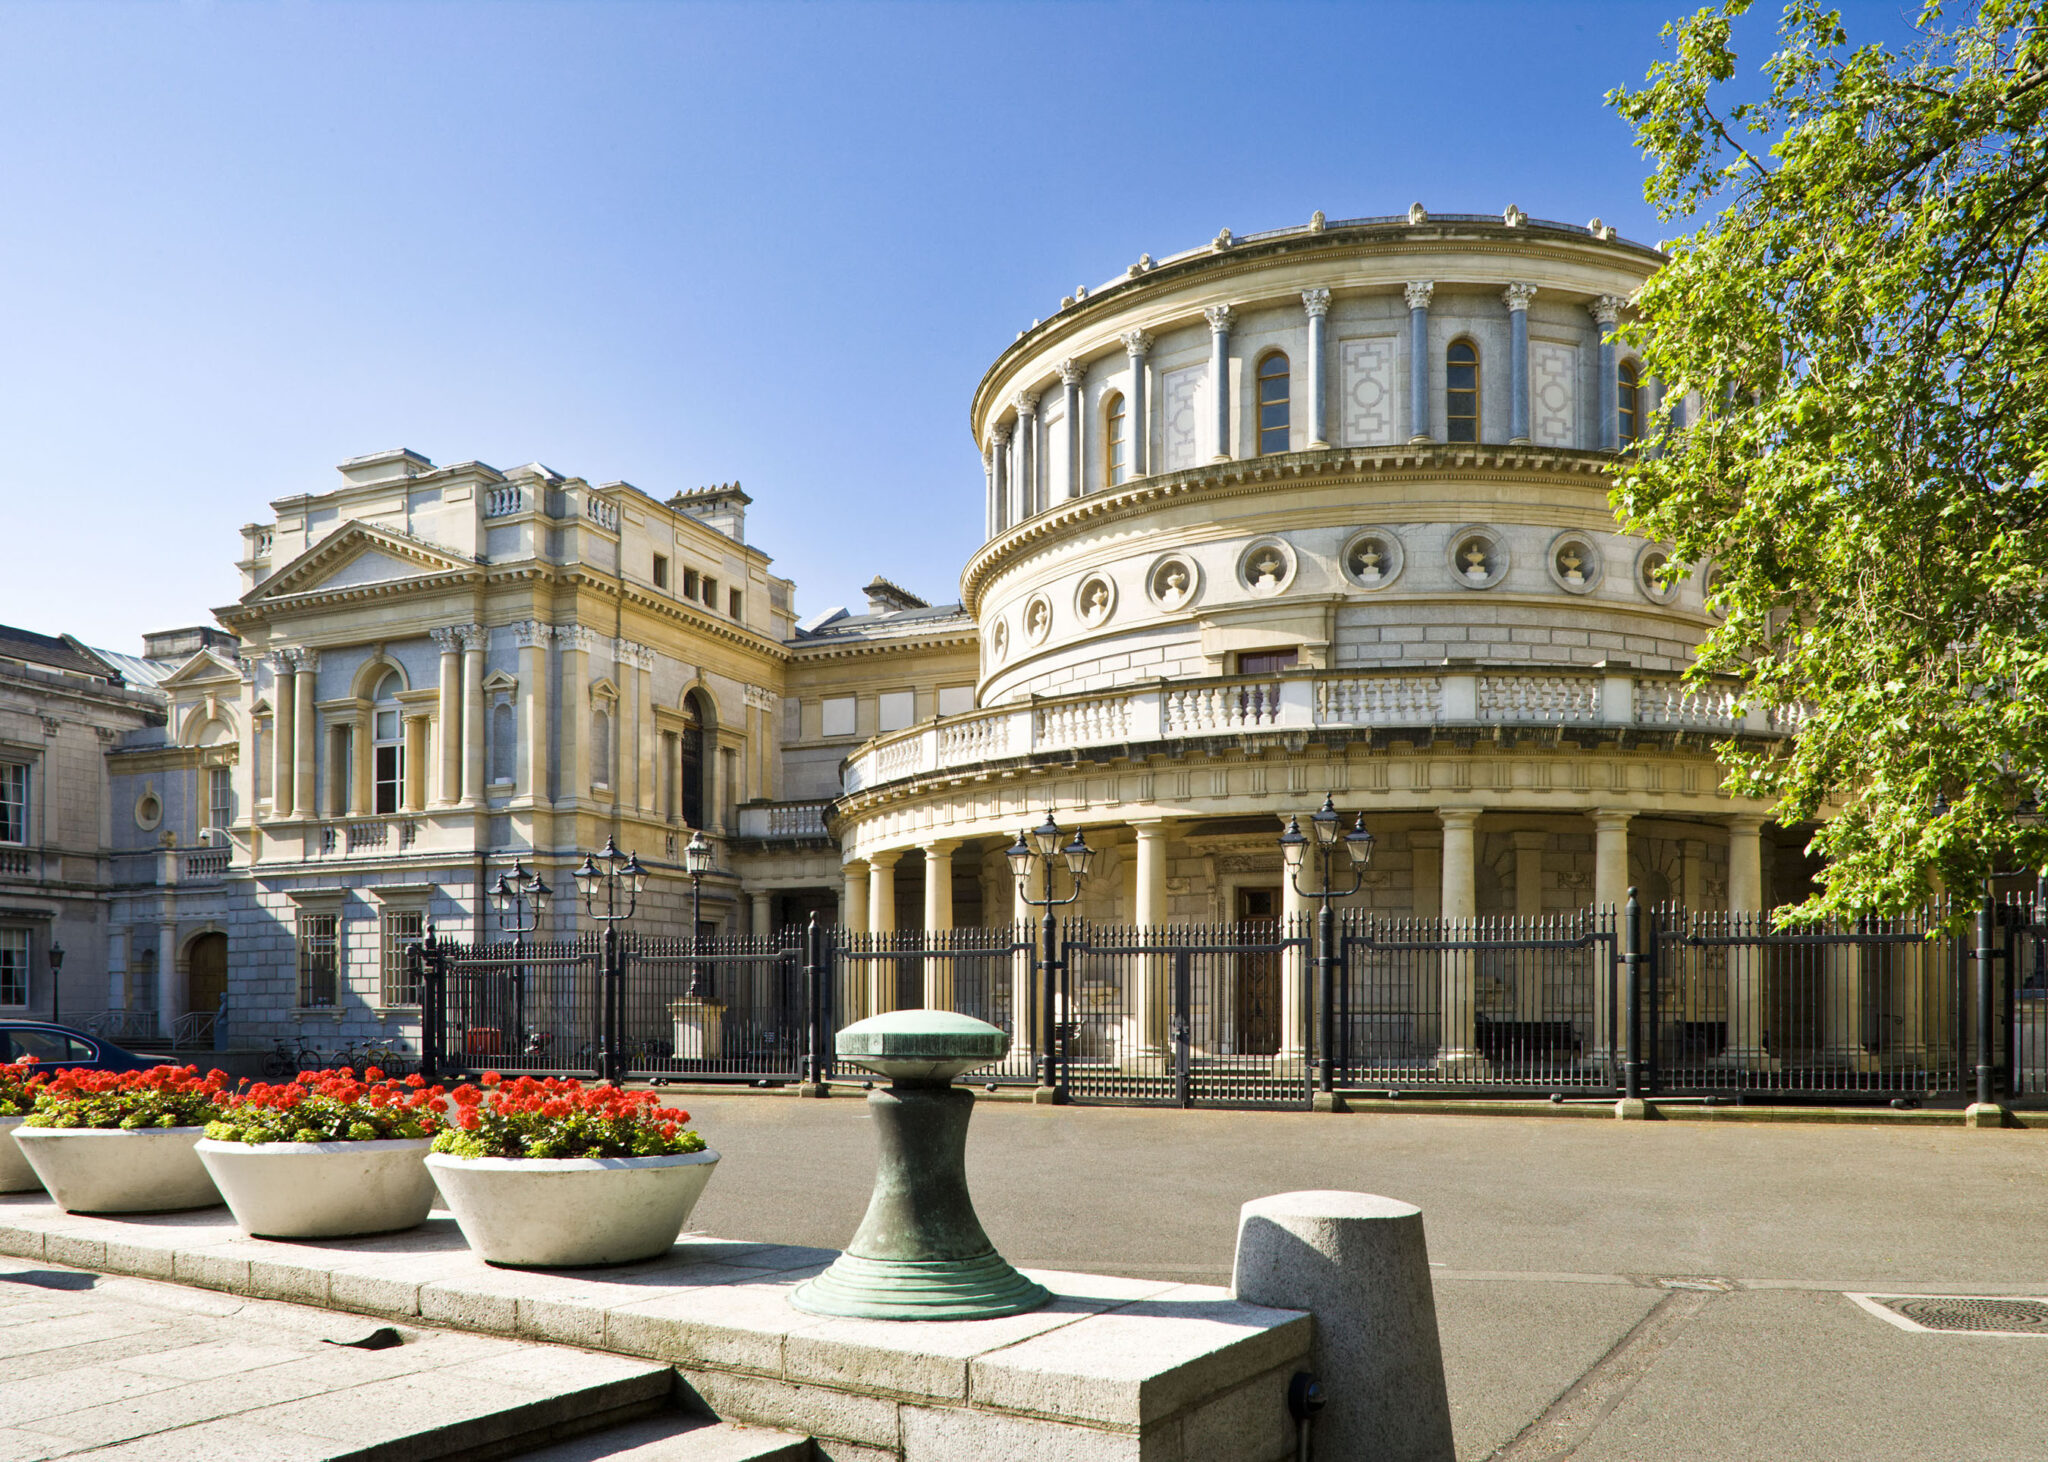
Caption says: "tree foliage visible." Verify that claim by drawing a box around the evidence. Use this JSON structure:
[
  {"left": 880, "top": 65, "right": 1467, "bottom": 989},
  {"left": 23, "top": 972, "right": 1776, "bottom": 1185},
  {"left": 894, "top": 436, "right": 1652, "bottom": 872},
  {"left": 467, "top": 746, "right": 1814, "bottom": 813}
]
[{"left": 1609, "top": 0, "right": 2048, "bottom": 917}]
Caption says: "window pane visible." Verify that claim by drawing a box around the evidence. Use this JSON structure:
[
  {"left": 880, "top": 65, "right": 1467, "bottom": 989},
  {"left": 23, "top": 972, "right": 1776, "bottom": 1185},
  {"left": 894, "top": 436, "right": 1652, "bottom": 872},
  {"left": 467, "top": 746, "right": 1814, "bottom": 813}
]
[
  {"left": 1260, "top": 403, "right": 1288, "bottom": 430},
  {"left": 1447, "top": 364, "right": 1476, "bottom": 390},
  {"left": 0, "top": 929, "right": 26, "bottom": 1005},
  {"left": 0, "top": 765, "right": 26, "bottom": 844}
]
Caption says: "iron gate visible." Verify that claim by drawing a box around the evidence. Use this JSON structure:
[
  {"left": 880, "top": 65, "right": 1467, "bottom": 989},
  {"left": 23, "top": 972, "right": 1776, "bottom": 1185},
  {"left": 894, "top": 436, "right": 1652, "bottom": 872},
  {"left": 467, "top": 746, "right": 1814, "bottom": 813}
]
[
  {"left": 834, "top": 927, "right": 1038, "bottom": 1083},
  {"left": 431, "top": 937, "right": 605, "bottom": 1077},
  {"left": 618, "top": 931, "right": 806, "bottom": 1082},
  {"left": 1058, "top": 919, "right": 1313, "bottom": 1108}
]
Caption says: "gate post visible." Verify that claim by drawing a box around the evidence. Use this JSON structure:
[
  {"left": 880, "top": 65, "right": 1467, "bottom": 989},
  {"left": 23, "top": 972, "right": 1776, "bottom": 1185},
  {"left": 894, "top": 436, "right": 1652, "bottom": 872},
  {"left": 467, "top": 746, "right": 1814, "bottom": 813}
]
[
  {"left": 1621, "top": 889, "right": 1643, "bottom": 1104},
  {"left": 798, "top": 915, "right": 830, "bottom": 1097},
  {"left": 414, "top": 937, "right": 441, "bottom": 1082},
  {"left": 601, "top": 926, "right": 623, "bottom": 1085},
  {"left": 1970, "top": 894, "right": 2000, "bottom": 1117},
  {"left": 1172, "top": 950, "right": 1192, "bottom": 1109}
]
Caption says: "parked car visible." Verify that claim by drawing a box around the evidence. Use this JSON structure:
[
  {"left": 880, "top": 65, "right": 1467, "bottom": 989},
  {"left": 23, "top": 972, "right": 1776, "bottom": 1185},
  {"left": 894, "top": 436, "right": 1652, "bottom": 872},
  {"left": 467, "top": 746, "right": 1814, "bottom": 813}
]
[{"left": 0, "top": 1022, "right": 169, "bottom": 1073}]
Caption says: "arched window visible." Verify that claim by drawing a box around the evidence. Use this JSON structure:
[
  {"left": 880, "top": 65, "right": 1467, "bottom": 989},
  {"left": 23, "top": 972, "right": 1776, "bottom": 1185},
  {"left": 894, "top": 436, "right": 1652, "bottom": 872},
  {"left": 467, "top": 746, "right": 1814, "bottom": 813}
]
[
  {"left": 371, "top": 671, "right": 404, "bottom": 815},
  {"left": 1446, "top": 340, "right": 1480, "bottom": 443},
  {"left": 490, "top": 700, "right": 515, "bottom": 785},
  {"left": 1104, "top": 392, "right": 1128, "bottom": 488},
  {"left": 1256, "top": 352, "right": 1290, "bottom": 455},
  {"left": 1617, "top": 360, "right": 1641, "bottom": 447},
  {"left": 680, "top": 692, "right": 708, "bottom": 831}
]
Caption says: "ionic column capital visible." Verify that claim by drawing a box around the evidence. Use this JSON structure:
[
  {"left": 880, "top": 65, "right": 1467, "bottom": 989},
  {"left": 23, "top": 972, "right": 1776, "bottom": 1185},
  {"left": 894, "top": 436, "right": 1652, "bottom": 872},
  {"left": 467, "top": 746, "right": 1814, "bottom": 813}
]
[{"left": 1404, "top": 280, "right": 1436, "bottom": 311}]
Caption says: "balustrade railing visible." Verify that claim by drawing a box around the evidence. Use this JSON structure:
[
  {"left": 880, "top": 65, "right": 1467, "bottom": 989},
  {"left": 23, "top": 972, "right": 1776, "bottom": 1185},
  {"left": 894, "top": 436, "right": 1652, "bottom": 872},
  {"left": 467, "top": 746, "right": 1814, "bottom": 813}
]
[
  {"left": 483, "top": 484, "right": 526, "bottom": 518},
  {"left": 737, "top": 802, "right": 832, "bottom": 840},
  {"left": 0, "top": 847, "right": 33, "bottom": 878},
  {"left": 842, "top": 666, "right": 1800, "bottom": 795}
]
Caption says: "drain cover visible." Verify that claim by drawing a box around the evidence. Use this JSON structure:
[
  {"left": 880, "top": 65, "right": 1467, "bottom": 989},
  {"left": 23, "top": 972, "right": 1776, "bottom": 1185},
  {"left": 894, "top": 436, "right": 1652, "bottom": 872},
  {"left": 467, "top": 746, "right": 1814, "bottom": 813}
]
[{"left": 1853, "top": 1294, "right": 2048, "bottom": 1335}]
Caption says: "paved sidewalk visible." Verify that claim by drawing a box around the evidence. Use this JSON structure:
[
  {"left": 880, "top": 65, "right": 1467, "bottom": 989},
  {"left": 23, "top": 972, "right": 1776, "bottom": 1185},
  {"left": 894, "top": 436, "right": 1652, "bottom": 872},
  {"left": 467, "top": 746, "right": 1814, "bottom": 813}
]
[
  {"left": 675, "top": 1093, "right": 2048, "bottom": 1462},
  {"left": 0, "top": 1259, "right": 668, "bottom": 1460}
]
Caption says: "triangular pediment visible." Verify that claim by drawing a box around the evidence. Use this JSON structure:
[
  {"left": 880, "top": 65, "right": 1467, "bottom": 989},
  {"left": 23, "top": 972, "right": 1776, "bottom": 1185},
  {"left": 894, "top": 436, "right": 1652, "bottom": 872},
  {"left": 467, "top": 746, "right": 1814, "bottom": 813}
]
[
  {"left": 158, "top": 648, "right": 242, "bottom": 690},
  {"left": 241, "top": 522, "right": 476, "bottom": 608}
]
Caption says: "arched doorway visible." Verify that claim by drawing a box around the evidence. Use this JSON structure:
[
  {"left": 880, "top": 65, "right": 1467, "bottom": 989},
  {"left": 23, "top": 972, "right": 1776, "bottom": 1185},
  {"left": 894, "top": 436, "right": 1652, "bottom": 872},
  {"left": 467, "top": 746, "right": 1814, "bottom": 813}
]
[
  {"left": 680, "top": 691, "right": 710, "bottom": 830},
  {"left": 187, "top": 932, "right": 227, "bottom": 1019}
]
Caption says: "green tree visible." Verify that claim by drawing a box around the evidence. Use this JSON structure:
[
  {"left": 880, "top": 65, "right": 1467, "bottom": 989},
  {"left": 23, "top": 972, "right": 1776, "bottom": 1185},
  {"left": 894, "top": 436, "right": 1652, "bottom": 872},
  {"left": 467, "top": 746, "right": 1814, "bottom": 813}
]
[{"left": 1609, "top": 0, "right": 2048, "bottom": 917}]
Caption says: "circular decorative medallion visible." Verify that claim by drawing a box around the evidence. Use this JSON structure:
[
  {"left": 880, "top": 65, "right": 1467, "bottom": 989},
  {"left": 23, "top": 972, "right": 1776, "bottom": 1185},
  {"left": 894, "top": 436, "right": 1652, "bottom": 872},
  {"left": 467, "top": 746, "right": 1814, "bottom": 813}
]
[
  {"left": 1074, "top": 575, "right": 1117, "bottom": 627},
  {"left": 1236, "top": 538, "right": 1298, "bottom": 597},
  {"left": 1021, "top": 595, "right": 1053, "bottom": 645},
  {"left": 1546, "top": 532, "right": 1604, "bottom": 594},
  {"left": 1145, "top": 555, "right": 1200, "bottom": 611},
  {"left": 1446, "top": 527, "right": 1508, "bottom": 590},
  {"left": 1341, "top": 530, "right": 1404, "bottom": 591}
]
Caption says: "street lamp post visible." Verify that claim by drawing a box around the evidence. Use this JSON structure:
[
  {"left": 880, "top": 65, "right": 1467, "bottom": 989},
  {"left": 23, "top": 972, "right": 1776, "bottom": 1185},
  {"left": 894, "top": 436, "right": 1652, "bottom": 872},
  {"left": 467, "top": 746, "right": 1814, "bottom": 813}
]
[
  {"left": 1279, "top": 794, "right": 1376, "bottom": 1096},
  {"left": 48, "top": 941, "right": 64, "bottom": 1029},
  {"left": 1007, "top": 812, "right": 1094, "bottom": 1098},
  {"left": 490, "top": 861, "right": 551, "bottom": 1058},
  {"left": 574, "top": 836, "right": 646, "bottom": 1085},
  {"left": 684, "top": 830, "right": 716, "bottom": 1000}
]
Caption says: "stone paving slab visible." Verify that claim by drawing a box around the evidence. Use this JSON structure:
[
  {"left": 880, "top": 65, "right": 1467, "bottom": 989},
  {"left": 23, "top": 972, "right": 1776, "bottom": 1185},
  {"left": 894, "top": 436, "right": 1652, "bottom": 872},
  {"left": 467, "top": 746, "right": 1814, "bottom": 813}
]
[
  {"left": 0, "top": 1258, "right": 672, "bottom": 1461},
  {"left": 0, "top": 1194, "right": 1308, "bottom": 1462}
]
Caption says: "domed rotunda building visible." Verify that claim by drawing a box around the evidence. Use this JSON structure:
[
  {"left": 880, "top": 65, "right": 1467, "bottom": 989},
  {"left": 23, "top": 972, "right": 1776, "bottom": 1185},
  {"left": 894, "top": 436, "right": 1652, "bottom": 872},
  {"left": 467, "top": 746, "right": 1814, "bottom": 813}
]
[{"left": 832, "top": 207, "right": 1807, "bottom": 948}]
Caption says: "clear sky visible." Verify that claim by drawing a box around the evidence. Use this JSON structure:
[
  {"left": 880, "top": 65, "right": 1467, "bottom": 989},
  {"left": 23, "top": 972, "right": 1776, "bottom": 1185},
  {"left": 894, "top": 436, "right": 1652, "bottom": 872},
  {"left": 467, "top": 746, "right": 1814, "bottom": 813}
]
[{"left": 0, "top": 0, "right": 1914, "bottom": 653}]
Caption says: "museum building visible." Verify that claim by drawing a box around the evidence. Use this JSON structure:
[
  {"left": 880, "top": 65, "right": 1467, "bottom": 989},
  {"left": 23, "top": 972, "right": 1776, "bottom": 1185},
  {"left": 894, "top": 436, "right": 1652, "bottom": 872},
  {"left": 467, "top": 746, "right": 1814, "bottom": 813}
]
[{"left": 0, "top": 206, "right": 1812, "bottom": 1048}]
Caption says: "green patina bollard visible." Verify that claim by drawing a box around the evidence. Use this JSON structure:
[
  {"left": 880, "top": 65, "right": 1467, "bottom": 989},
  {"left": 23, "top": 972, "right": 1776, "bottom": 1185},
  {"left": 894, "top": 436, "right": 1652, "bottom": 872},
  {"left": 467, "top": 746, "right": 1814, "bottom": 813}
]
[{"left": 790, "top": 1010, "right": 1049, "bottom": 1321}]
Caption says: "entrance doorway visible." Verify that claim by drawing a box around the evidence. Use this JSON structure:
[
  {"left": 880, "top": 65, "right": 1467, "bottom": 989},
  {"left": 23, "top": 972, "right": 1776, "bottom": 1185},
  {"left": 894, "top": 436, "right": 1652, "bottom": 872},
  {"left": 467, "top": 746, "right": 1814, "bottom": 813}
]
[
  {"left": 186, "top": 933, "right": 227, "bottom": 1019},
  {"left": 1234, "top": 887, "right": 1280, "bottom": 1054}
]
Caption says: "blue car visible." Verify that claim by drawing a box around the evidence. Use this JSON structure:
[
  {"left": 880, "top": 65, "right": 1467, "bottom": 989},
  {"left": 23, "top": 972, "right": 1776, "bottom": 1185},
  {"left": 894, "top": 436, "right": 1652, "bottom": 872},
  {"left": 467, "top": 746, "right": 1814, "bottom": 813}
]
[{"left": 0, "top": 1022, "right": 169, "bottom": 1073}]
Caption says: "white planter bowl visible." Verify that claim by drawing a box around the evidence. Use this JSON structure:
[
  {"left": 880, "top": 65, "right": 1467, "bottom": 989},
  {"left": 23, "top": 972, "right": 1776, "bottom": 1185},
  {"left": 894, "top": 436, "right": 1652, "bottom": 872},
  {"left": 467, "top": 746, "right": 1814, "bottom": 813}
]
[
  {"left": 12, "top": 1126, "right": 221, "bottom": 1213},
  {"left": 0, "top": 1115, "right": 41, "bottom": 1193},
  {"left": 197, "top": 1137, "right": 435, "bottom": 1239},
  {"left": 426, "top": 1148, "right": 719, "bottom": 1267}
]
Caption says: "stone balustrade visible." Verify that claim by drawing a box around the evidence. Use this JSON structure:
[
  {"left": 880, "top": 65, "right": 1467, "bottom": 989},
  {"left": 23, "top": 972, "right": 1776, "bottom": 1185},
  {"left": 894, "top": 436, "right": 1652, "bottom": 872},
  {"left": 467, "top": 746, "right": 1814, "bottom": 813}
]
[{"left": 844, "top": 665, "right": 1785, "bottom": 797}]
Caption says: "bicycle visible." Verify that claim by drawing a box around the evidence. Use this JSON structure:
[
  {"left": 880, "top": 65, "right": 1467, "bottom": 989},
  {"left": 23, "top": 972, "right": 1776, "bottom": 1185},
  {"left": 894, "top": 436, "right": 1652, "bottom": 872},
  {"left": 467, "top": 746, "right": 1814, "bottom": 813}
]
[{"left": 261, "top": 1033, "right": 322, "bottom": 1079}]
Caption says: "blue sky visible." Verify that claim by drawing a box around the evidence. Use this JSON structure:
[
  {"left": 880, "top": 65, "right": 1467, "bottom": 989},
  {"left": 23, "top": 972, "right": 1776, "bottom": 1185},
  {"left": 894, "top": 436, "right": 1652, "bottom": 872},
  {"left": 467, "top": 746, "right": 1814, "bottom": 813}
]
[{"left": 0, "top": 1, "right": 1913, "bottom": 651}]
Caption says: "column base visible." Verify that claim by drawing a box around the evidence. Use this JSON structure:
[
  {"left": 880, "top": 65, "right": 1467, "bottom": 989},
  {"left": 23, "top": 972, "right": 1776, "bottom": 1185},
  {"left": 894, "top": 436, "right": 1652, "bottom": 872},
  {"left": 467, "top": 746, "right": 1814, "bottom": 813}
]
[
  {"left": 1409, "top": 434, "right": 1435, "bottom": 445},
  {"left": 794, "top": 1081, "right": 832, "bottom": 1099},
  {"left": 1614, "top": 1097, "right": 1655, "bottom": 1121},
  {"left": 790, "top": 1249, "right": 1050, "bottom": 1322},
  {"left": 1031, "top": 1084, "right": 1066, "bottom": 1105},
  {"left": 1116, "top": 1048, "right": 1167, "bottom": 1076},
  {"left": 1964, "top": 1102, "right": 2010, "bottom": 1129},
  {"left": 1311, "top": 1089, "right": 1349, "bottom": 1114},
  {"left": 1707, "top": 1048, "right": 1782, "bottom": 1073},
  {"left": 1270, "top": 1053, "right": 1309, "bottom": 1078},
  {"left": 1434, "top": 1050, "right": 1491, "bottom": 1079},
  {"left": 1820, "top": 1046, "right": 1886, "bottom": 1074},
  {"left": 668, "top": 999, "right": 726, "bottom": 1060}
]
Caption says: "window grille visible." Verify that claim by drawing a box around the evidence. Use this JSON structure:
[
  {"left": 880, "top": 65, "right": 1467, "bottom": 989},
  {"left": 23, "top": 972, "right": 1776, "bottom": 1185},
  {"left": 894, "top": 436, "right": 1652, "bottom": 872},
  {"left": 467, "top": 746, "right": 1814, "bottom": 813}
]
[{"left": 298, "top": 912, "right": 339, "bottom": 1008}]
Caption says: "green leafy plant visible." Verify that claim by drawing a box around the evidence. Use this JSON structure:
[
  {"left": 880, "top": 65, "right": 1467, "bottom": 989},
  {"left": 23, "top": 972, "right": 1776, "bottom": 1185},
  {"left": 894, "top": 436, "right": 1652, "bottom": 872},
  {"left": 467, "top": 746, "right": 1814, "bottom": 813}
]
[
  {"left": 430, "top": 1073, "right": 705, "bottom": 1160},
  {"left": 203, "top": 1068, "right": 447, "bottom": 1145},
  {"left": 1608, "top": 0, "right": 2048, "bottom": 918},
  {"left": 25, "top": 1065, "right": 229, "bottom": 1130}
]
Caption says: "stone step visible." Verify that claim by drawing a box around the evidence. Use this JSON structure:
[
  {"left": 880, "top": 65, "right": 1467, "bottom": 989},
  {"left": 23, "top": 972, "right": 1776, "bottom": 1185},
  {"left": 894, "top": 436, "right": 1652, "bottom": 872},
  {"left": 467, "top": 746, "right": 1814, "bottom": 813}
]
[{"left": 505, "top": 1412, "right": 812, "bottom": 1461}]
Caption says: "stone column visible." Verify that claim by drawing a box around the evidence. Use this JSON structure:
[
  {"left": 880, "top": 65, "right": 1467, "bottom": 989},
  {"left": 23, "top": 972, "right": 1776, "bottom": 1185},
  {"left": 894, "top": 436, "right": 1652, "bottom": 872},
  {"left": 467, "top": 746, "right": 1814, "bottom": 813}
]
[
  {"left": 618, "top": 642, "right": 642, "bottom": 813},
  {"left": 635, "top": 650, "right": 657, "bottom": 813},
  {"left": 1129, "top": 820, "right": 1170, "bottom": 1060},
  {"left": 348, "top": 711, "right": 370, "bottom": 817},
  {"left": 157, "top": 921, "right": 181, "bottom": 1029},
  {"left": 1438, "top": 808, "right": 1482, "bottom": 1072},
  {"left": 867, "top": 851, "right": 901, "bottom": 1016},
  {"left": 1405, "top": 281, "right": 1435, "bottom": 442},
  {"left": 1511, "top": 829, "right": 1545, "bottom": 1017},
  {"left": 922, "top": 840, "right": 958, "bottom": 1010},
  {"left": 560, "top": 627, "right": 593, "bottom": 807},
  {"left": 1121, "top": 329, "right": 1152, "bottom": 476},
  {"left": 1724, "top": 814, "right": 1772, "bottom": 1067},
  {"left": 1592, "top": 295, "right": 1623, "bottom": 452},
  {"left": 1204, "top": 304, "right": 1234, "bottom": 460},
  {"left": 515, "top": 623, "right": 551, "bottom": 804},
  {"left": 1011, "top": 391, "right": 1039, "bottom": 521},
  {"left": 460, "top": 625, "right": 486, "bottom": 806},
  {"left": 292, "top": 650, "right": 318, "bottom": 819},
  {"left": 1057, "top": 359, "right": 1084, "bottom": 503},
  {"left": 430, "top": 628, "right": 461, "bottom": 806},
  {"left": 751, "top": 890, "right": 773, "bottom": 939},
  {"left": 1504, "top": 283, "right": 1535, "bottom": 443},
  {"left": 1280, "top": 855, "right": 1311, "bottom": 1068},
  {"left": 1302, "top": 289, "right": 1331, "bottom": 448},
  {"left": 989, "top": 425, "right": 1011, "bottom": 534},
  {"left": 982, "top": 443, "right": 998, "bottom": 538},
  {"left": 842, "top": 861, "right": 870, "bottom": 1023},
  {"left": 402, "top": 715, "right": 428, "bottom": 813},
  {"left": 1591, "top": 809, "right": 1634, "bottom": 1059},
  {"left": 272, "top": 654, "right": 297, "bottom": 819}
]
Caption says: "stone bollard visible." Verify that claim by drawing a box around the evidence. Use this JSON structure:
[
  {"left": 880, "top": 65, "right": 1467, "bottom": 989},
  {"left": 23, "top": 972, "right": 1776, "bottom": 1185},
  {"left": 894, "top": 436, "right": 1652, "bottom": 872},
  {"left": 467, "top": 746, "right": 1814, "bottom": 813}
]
[{"left": 1231, "top": 1191, "right": 1454, "bottom": 1462}]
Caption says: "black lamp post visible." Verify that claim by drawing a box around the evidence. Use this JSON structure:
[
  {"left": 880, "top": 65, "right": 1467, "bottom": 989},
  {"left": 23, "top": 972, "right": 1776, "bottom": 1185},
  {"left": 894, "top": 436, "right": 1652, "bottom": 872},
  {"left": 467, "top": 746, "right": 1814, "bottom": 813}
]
[
  {"left": 1007, "top": 812, "right": 1094, "bottom": 1096},
  {"left": 574, "top": 836, "right": 646, "bottom": 1084},
  {"left": 1279, "top": 794, "right": 1376, "bottom": 1095},
  {"left": 684, "top": 830, "right": 716, "bottom": 999},
  {"left": 48, "top": 940, "right": 64, "bottom": 1029},
  {"left": 490, "top": 861, "right": 550, "bottom": 1056}
]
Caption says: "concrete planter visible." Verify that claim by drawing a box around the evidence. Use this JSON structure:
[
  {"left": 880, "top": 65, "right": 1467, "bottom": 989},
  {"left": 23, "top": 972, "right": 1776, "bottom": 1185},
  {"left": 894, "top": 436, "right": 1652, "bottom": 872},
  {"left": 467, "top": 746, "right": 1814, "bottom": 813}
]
[
  {"left": 196, "top": 1137, "right": 436, "bottom": 1239},
  {"left": 12, "top": 1126, "right": 221, "bottom": 1213},
  {"left": 426, "top": 1148, "right": 719, "bottom": 1267},
  {"left": 0, "top": 1116, "right": 41, "bottom": 1193}
]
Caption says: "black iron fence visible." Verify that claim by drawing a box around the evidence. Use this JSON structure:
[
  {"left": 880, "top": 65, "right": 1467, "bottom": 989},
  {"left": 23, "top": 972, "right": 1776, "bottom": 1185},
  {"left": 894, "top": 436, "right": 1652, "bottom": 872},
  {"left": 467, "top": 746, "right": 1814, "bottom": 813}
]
[{"left": 409, "top": 893, "right": 2047, "bottom": 1107}]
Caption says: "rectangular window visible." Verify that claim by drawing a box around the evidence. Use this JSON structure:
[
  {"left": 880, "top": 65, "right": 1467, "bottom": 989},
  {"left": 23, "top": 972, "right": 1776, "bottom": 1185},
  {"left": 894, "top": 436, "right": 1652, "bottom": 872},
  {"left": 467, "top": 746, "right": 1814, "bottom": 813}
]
[
  {"left": 1238, "top": 649, "right": 1300, "bottom": 675},
  {"left": 255, "top": 722, "right": 271, "bottom": 802},
  {"left": 297, "top": 912, "right": 339, "bottom": 1008},
  {"left": 330, "top": 728, "right": 352, "bottom": 817},
  {"left": 684, "top": 568, "right": 700, "bottom": 599},
  {"left": 728, "top": 588, "right": 743, "bottom": 620},
  {"left": 0, "top": 929, "right": 25, "bottom": 1007},
  {"left": 208, "top": 766, "right": 232, "bottom": 832},
  {"left": 652, "top": 553, "right": 670, "bottom": 590},
  {"left": 0, "top": 764, "right": 26, "bottom": 844},
  {"left": 878, "top": 690, "right": 916, "bottom": 733},
  {"left": 821, "top": 696, "right": 857, "bottom": 738},
  {"left": 937, "top": 685, "right": 974, "bottom": 718},
  {"left": 703, "top": 576, "right": 719, "bottom": 608},
  {"left": 380, "top": 909, "right": 425, "bottom": 1006}
]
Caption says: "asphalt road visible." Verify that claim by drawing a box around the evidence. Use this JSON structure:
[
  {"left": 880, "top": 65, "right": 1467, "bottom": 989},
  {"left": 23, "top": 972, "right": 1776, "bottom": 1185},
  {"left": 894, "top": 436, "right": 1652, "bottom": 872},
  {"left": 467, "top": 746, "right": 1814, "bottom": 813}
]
[{"left": 679, "top": 1093, "right": 2048, "bottom": 1461}]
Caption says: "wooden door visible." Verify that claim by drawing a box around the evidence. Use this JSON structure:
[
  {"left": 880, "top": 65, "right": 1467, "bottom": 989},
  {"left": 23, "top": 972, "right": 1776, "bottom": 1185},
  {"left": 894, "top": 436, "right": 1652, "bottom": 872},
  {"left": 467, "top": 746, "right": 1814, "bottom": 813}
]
[{"left": 1234, "top": 888, "right": 1280, "bottom": 1054}]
